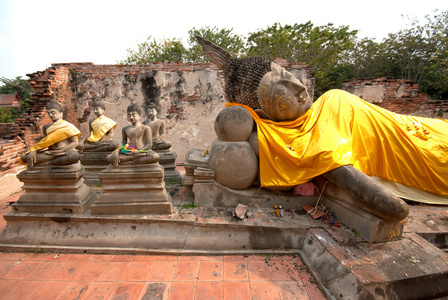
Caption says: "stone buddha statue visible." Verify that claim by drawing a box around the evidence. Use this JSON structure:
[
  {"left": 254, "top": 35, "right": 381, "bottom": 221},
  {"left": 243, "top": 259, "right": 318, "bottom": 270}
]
[
  {"left": 78, "top": 100, "right": 120, "bottom": 152},
  {"left": 143, "top": 104, "right": 172, "bottom": 151},
  {"left": 107, "top": 103, "right": 159, "bottom": 167},
  {"left": 196, "top": 36, "right": 448, "bottom": 222},
  {"left": 20, "top": 99, "right": 81, "bottom": 168}
]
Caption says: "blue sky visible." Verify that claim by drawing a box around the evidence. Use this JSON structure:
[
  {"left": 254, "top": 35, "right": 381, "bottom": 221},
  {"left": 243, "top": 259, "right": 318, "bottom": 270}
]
[{"left": 1, "top": 0, "right": 447, "bottom": 79}]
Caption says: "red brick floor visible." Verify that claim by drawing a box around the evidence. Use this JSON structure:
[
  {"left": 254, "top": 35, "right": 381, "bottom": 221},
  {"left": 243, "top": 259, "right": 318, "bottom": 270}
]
[
  {"left": 0, "top": 192, "right": 326, "bottom": 300},
  {"left": 0, "top": 252, "right": 327, "bottom": 300}
]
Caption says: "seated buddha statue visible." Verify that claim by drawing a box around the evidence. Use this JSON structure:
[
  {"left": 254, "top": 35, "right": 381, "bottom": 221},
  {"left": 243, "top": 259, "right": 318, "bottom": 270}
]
[
  {"left": 143, "top": 104, "right": 172, "bottom": 151},
  {"left": 107, "top": 103, "right": 159, "bottom": 167},
  {"left": 21, "top": 100, "right": 81, "bottom": 168},
  {"left": 78, "top": 100, "right": 120, "bottom": 152}
]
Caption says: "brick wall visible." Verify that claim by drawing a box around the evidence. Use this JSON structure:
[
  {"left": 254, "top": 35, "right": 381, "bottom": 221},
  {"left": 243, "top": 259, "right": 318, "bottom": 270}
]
[
  {"left": 0, "top": 138, "right": 26, "bottom": 199},
  {"left": 342, "top": 78, "right": 448, "bottom": 118},
  {"left": 0, "top": 138, "right": 26, "bottom": 176}
]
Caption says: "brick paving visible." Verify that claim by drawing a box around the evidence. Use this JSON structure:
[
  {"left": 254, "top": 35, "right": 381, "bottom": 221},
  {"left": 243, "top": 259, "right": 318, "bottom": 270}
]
[{"left": 0, "top": 192, "right": 326, "bottom": 300}]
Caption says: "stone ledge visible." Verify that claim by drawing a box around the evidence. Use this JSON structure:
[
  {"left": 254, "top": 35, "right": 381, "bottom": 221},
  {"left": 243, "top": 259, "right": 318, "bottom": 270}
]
[{"left": 300, "top": 228, "right": 448, "bottom": 300}]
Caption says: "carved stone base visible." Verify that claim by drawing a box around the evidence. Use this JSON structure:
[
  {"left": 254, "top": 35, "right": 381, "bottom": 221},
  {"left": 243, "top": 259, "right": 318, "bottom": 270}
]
[
  {"left": 90, "top": 163, "right": 172, "bottom": 214},
  {"left": 155, "top": 149, "right": 181, "bottom": 183},
  {"left": 13, "top": 162, "right": 95, "bottom": 214},
  {"left": 183, "top": 148, "right": 209, "bottom": 186},
  {"left": 193, "top": 181, "right": 317, "bottom": 209},
  {"left": 321, "top": 196, "right": 404, "bottom": 242},
  {"left": 79, "top": 151, "right": 111, "bottom": 185},
  {"left": 314, "top": 176, "right": 405, "bottom": 242}
]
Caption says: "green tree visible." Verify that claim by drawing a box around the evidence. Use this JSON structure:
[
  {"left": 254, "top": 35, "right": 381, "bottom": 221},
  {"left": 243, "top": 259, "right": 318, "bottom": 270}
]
[
  {"left": 341, "top": 38, "right": 396, "bottom": 79},
  {"left": 246, "top": 22, "right": 358, "bottom": 98},
  {"left": 185, "top": 26, "right": 245, "bottom": 62},
  {"left": 0, "top": 107, "right": 20, "bottom": 123},
  {"left": 344, "top": 10, "right": 448, "bottom": 100},
  {"left": 0, "top": 76, "right": 32, "bottom": 106},
  {"left": 418, "top": 10, "right": 448, "bottom": 99},
  {"left": 0, "top": 76, "right": 31, "bottom": 123},
  {"left": 117, "top": 36, "right": 187, "bottom": 64}
]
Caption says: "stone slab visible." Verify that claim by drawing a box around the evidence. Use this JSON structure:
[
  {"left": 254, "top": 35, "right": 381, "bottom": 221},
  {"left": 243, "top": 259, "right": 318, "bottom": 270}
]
[
  {"left": 0, "top": 208, "right": 310, "bottom": 253},
  {"left": 300, "top": 228, "right": 448, "bottom": 300},
  {"left": 321, "top": 196, "right": 404, "bottom": 243},
  {"left": 193, "top": 181, "right": 317, "bottom": 209}
]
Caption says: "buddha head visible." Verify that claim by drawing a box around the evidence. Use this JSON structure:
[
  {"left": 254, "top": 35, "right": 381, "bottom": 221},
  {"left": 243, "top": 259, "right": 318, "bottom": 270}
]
[
  {"left": 127, "top": 103, "right": 143, "bottom": 125},
  {"left": 46, "top": 100, "right": 63, "bottom": 122},
  {"left": 196, "top": 36, "right": 312, "bottom": 121},
  {"left": 92, "top": 100, "right": 106, "bottom": 117}
]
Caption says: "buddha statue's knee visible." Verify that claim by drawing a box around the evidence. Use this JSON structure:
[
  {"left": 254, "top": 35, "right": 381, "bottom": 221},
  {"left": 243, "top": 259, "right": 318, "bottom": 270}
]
[
  {"left": 109, "top": 140, "right": 120, "bottom": 150},
  {"left": 152, "top": 141, "right": 172, "bottom": 151}
]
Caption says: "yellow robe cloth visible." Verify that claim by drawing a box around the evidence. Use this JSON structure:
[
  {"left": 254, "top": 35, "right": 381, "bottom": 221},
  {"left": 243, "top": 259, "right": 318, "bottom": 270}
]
[
  {"left": 19, "top": 119, "right": 81, "bottom": 164},
  {"left": 30, "top": 119, "right": 81, "bottom": 152},
  {"left": 87, "top": 115, "right": 117, "bottom": 142},
  {"left": 227, "top": 89, "right": 448, "bottom": 201}
]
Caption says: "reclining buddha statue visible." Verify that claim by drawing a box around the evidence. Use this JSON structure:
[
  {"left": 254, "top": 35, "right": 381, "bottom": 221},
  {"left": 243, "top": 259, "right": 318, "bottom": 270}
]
[{"left": 196, "top": 36, "right": 448, "bottom": 222}]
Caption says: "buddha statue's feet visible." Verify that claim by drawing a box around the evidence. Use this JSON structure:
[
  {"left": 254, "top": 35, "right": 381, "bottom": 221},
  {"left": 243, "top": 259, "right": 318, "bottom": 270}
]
[
  {"left": 23, "top": 149, "right": 80, "bottom": 168},
  {"left": 80, "top": 140, "right": 120, "bottom": 153},
  {"left": 106, "top": 150, "right": 160, "bottom": 166},
  {"left": 152, "top": 141, "right": 172, "bottom": 151}
]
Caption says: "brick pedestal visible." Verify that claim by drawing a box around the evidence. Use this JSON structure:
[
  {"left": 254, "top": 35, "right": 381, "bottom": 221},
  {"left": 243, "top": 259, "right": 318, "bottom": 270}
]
[
  {"left": 90, "top": 162, "right": 172, "bottom": 214},
  {"left": 79, "top": 151, "right": 111, "bottom": 185},
  {"left": 13, "top": 162, "right": 95, "bottom": 213},
  {"left": 155, "top": 149, "right": 181, "bottom": 183}
]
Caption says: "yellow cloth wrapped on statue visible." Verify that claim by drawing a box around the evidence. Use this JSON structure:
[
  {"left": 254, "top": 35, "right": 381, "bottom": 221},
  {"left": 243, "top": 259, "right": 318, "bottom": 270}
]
[
  {"left": 227, "top": 89, "right": 448, "bottom": 202},
  {"left": 29, "top": 119, "right": 81, "bottom": 152},
  {"left": 19, "top": 119, "right": 81, "bottom": 165},
  {"left": 87, "top": 115, "right": 117, "bottom": 142}
]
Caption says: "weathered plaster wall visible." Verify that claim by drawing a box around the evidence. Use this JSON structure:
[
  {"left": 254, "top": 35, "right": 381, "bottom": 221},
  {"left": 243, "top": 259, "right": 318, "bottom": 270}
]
[
  {"left": 11, "top": 59, "right": 313, "bottom": 162},
  {"left": 342, "top": 78, "right": 448, "bottom": 119},
  {"left": 70, "top": 68, "right": 227, "bottom": 161}
]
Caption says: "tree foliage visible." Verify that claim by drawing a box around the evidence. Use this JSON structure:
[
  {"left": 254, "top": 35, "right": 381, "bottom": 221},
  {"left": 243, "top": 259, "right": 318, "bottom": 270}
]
[
  {"left": 245, "top": 22, "right": 358, "bottom": 97},
  {"left": 0, "top": 76, "right": 31, "bottom": 123},
  {"left": 118, "top": 11, "right": 448, "bottom": 100},
  {"left": 185, "top": 26, "right": 245, "bottom": 62},
  {"left": 118, "top": 36, "right": 187, "bottom": 64},
  {"left": 0, "top": 107, "right": 20, "bottom": 123},
  {"left": 342, "top": 10, "right": 448, "bottom": 99},
  {"left": 0, "top": 76, "right": 32, "bottom": 106}
]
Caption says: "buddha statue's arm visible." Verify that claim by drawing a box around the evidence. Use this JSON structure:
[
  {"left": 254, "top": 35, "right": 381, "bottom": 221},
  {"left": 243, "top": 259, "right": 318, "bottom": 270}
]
[
  {"left": 78, "top": 120, "right": 93, "bottom": 151},
  {"left": 48, "top": 135, "right": 79, "bottom": 154},
  {"left": 25, "top": 124, "right": 50, "bottom": 167},
  {"left": 140, "top": 126, "right": 153, "bottom": 151},
  {"left": 155, "top": 121, "right": 166, "bottom": 143},
  {"left": 121, "top": 127, "right": 128, "bottom": 146},
  {"left": 99, "top": 126, "right": 114, "bottom": 142}
]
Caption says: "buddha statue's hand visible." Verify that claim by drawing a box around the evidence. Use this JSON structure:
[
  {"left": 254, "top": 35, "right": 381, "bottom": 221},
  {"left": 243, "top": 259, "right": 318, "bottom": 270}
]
[
  {"left": 78, "top": 142, "right": 85, "bottom": 152},
  {"left": 28, "top": 151, "right": 37, "bottom": 168},
  {"left": 99, "top": 135, "right": 113, "bottom": 142},
  {"left": 111, "top": 149, "right": 120, "bottom": 167},
  {"left": 47, "top": 149, "right": 67, "bottom": 156}
]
